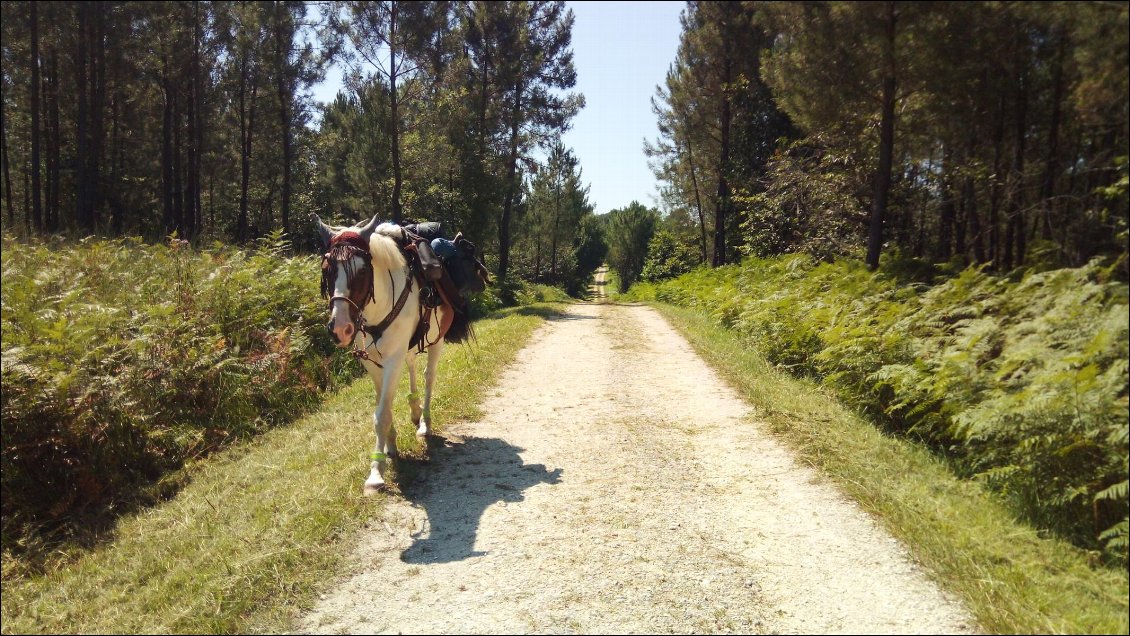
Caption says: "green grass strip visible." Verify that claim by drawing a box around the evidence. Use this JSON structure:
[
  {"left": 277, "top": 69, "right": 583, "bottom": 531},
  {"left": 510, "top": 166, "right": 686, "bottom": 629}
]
[
  {"left": 654, "top": 302, "right": 1128, "bottom": 635},
  {"left": 0, "top": 303, "right": 563, "bottom": 635}
]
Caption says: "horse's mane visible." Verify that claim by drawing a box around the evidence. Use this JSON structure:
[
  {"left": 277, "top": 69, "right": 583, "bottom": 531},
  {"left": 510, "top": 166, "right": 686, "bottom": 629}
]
[{"left": 367, "top": 223, "right": 407, "bottom": 273}]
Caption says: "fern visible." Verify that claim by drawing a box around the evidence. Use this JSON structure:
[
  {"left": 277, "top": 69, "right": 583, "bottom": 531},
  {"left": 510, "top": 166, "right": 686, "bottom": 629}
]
[
  {"left": 1, "top": 234, "right": 357, "bottom": 559},
  {"left": 640, "top": 251, "right": 1129, "bottom": 563}
]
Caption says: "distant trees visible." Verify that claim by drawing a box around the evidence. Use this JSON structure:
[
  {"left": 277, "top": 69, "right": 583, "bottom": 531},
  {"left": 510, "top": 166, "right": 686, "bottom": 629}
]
[
  {"left": 649, "top": 1, "right": 1128, "bottom": 275},
  {"left": 312, "top": 0, "right": 585, "bottom": 283},
  {"left": 641, "top": 229, "right": 697, "bottom": 282},
  {"left": 329, "top": 1, "right": 452, "bottom": 224},
  {"left": 486, "top": 1, "right": 583, "bottom": 282},
  {"left": 604, "top": 201, "right": 660, "bottom": 292},
  {"left": 647, "top": 1, "right": 796, "bottom": 268},
  {"left": 519, "top": 142, "right": 588, "bottom": 277},
  {"left": 1, "top": 1, "right": 594, "bottom": 289},
  {"left": 0, "top": 1, "right": 332, "bottom": 244}
]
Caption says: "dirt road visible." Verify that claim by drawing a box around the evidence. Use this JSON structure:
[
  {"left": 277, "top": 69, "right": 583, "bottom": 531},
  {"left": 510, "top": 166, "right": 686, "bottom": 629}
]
[
  {"left": 298, "top": 299, "right": 977, "bottom": 634},
  {"left": 591, "top": 265, "right": 608, "bottom": 299}
]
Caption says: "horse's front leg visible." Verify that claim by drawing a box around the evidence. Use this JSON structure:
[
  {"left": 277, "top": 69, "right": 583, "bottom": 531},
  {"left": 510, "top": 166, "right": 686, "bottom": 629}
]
[
  {"left": 405, "top": 352, "right": 423, "bottom": 430},
  {"left": 363, "top": 350, "right": 406, "bottom": 495},
  {"left": 418, "top": 340, "right": 445, "bottom": 438}
]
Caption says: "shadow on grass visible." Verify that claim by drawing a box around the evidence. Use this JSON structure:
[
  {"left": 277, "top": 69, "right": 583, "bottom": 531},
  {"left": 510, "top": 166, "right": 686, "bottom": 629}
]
[{"left": 395, "top": 434, "right": 562, "bottom": 564}]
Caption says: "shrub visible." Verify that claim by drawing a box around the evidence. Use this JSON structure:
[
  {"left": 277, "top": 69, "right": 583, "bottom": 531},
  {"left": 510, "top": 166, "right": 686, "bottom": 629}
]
[
  {"left": 639, "top": 253, "right": 1129, "bottom": 562},
  {"left": 641, "top": 230, "right": 698, "bottom": 282},
  {"left": 0, "top": 234, "right": 356, "bottom": 555}
]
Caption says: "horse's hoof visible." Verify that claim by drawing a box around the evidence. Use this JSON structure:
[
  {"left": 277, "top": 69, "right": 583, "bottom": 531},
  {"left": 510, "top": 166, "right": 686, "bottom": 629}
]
[{"left": 363, "top": 482, "right": 386, "bottom": 496}]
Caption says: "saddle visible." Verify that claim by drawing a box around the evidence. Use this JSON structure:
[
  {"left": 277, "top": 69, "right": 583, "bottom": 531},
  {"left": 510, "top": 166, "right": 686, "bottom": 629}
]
[{"left": 377, "top": 222, "right": 475, "bottom": 349}]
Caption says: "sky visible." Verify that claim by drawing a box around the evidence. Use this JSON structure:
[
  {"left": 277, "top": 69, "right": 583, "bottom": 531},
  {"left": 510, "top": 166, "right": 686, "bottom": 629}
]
[
  {"left": 557, "top": 1, "right": 684, "bottom": 214},
  {"left": 308, "top": 1, "right": 686, "bottom": 216}
]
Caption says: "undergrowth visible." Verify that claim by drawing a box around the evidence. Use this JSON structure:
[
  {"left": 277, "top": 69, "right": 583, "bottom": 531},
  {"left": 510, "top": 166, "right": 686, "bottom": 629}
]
[
  {"left": 1, "top": 233, "right": 356, "bottom": 571},
  {"left": 0, "top": 303, "right": 558, "bottom": 634},
  {"left": 627, "top": 254, "right": 1129, "bottom": 563}
]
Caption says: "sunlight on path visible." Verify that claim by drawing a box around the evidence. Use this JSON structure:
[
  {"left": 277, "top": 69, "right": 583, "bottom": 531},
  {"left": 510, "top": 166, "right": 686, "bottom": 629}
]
[{"left": 299, "top": 302, "right": 976, "bottom": 635}]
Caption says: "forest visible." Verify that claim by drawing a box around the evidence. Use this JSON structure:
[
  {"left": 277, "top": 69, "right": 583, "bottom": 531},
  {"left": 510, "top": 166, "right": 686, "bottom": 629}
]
[
  {"left": 0, "top": 0, "right": 603, "bottom": 295},
  {"left": 638, "top": 1, "right": 1127, "bottom": 284},
  {"left": 1, "top": 0, "right": 1128, "bottom": 577},
  {"left": 3, "top": 2, "right": 1125, "bottom": 284}
]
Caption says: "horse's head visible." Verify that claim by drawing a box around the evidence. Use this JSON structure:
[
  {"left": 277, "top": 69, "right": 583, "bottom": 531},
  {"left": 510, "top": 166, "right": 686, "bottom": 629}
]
[
  {"left": 446, "top": 233, "right": 492, "bottom": 295},
  {"left": 315, "top": 214, "right": 379, "bottom": 347}
]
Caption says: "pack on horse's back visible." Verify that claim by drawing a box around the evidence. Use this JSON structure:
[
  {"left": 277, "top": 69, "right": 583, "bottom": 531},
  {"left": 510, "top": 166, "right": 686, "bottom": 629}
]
[{"left": 377, "top": 221, "right": 490, "bottom": 348}]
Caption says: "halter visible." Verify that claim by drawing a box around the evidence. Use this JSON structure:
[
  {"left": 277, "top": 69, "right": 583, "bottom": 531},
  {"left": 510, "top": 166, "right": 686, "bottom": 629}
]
[{"left": 321, "top": 231, "right": 413, "bottom": 368}]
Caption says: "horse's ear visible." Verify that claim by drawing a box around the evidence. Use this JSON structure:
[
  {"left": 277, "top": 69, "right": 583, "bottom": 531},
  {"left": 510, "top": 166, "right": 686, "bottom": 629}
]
[
  {"left": 313, "top": 214, "right": 333, "bottom": 249},
  {"left": 357, "top": 214, "right": 380, "bottom": 242}
]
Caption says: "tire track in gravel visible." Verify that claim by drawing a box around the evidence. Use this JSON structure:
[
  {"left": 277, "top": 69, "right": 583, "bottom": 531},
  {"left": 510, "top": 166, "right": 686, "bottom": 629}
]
[{"left": 298, "top": 300, "right": 978, "bottom": 635}]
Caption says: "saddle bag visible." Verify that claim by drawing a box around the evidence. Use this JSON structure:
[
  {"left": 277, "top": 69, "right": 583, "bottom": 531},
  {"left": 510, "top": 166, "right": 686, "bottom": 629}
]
[
  {"left": 405, "top": 222, "right": 447, "bottom": 243},
  {"left": 415, "top": 239, "right": 445, "bottom": 282}
]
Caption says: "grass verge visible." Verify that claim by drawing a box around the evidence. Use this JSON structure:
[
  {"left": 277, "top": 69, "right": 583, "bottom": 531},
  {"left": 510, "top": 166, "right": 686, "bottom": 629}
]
[
  {"left": 0, "top": 303, "right": 563, "bottom": 635},
  {"left": 654, "top": 302, "right": 1129, "bottom": 635},
  {"left": 602, "top": 268, "right": 623, "bottom": 300}
]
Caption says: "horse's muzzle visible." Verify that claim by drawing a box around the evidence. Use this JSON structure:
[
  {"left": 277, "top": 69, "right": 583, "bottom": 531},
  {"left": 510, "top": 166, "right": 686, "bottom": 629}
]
[{"left": 328, "top": 320, "right": 354, "bottom": 347}]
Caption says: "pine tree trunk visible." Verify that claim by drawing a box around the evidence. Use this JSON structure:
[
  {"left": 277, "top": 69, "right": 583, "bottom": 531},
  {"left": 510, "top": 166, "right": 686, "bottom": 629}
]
[
  {"left": 162, "top": 56, "right": 174, "bottom": 234},
  {"left": 499, "top": 84, "right": 522, "bottom": 282},
  {"left": 689, "top": 165, "right": 708, "bottom": 264},
  {"left": 40, "top": 49, "right": 53, "bottom": 232},
  {"left": 712, "top": 56, "right": 731, "bottom": 267},
  {"left": 1040, "top": 32, "right": 1065, "bottom": 242},
  {"left": 110, "top": 76, "right": 122, "bottom": 235},
  {"left": 681, "top": 112, "right": 708, "bottom": 264},
  {"left": 89, "top": 7, "right": 106, "bottom": 232},
  {"left": 238, "top": 53, "right": 249, "bottom": 240},
  {"left": 955, "top": 170, "right": 967, "bottom": 261},
  {"left": 189, "top": 1, "right": 203, "bottom": 238},
  {"left": 534, "top": 228, "right": 542, "bottom": 280},
  {"left": 173, "top": 80, "right": 183, "bottom": 235},
  {"left": 389, "top": 2, "right": 403, "bottom": 223},
  {"left": 1004, "top": 64, "right": 1028, "bottom": 270},
  {"left": 988, "top": 92, "right": 1005, "bottom": 268},
  {"left": 74, "top": 3, "right": 93, "bottom": 232},
  {"left": 866, "top": 2, "right": 897, "bottom": 271},
  {"left": 239, "top": 54, "right": 259, "bottom": 241},
  {"left": 47, "top": 50, "right": 60, "bottom": 232},
  {"left": 275, "top": 1, "right": 292, "bottom": 235},
  {"left": 30, "top": 2, "right": 42, "bottom": 231},
  {"left": 1, "top": 78, "right": 13, "bottom": 225},
  {"left": 551, "top": 183, "right": 560, "bottom": 277}
]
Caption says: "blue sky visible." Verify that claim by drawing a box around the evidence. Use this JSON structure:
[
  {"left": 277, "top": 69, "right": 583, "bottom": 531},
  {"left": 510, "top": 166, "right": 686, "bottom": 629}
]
[
  {"left": 308, "top": 1, "right": 686, "bottom": 215},
  {"left": 558, "top": 1, "right": 684, "bottom": 213}
]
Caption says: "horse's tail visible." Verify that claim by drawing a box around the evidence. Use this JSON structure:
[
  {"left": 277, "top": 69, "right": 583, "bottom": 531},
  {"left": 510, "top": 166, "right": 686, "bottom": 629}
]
[{"left": 444, "top": 307, "right": 473, "bottom": 344}]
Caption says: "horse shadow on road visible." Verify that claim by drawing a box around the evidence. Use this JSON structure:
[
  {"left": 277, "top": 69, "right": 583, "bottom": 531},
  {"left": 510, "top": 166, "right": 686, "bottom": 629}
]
[{"left": 395, "top": 435, "right": 562, "bottom": 564}]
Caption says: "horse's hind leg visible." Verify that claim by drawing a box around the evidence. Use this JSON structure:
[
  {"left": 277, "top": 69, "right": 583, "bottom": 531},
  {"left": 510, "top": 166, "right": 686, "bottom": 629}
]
[
  {"left": 418, "top": 340, "right": 445, "bottom": 438},
  {"left": 405, "top": 353, "right": 423, "bottom": 428},
  {"left": 364, "top": 351, "right": 406, "bottom": 495}
]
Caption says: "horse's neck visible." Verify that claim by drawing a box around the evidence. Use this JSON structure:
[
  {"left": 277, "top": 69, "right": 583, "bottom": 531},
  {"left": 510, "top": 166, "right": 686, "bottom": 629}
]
[{"left": 363, "top": 263, "right": 413, "bottom": 323}]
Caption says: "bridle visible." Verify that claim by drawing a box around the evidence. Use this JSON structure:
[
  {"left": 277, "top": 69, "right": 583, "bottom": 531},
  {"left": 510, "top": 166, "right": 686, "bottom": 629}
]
[{"left": 321, "top": 231, "right": 413, "bottom": 367}]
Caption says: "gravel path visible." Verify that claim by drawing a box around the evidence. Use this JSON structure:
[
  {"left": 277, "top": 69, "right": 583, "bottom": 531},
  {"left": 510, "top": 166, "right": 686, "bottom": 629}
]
[{"left": 298, "top": 296, "right": 978, "bottom": 634}]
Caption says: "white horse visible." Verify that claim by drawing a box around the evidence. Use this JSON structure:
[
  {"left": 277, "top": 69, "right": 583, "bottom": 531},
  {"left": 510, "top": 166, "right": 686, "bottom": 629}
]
[{"left": 315, "top": 214, "right": 478, "bottom": 493}]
